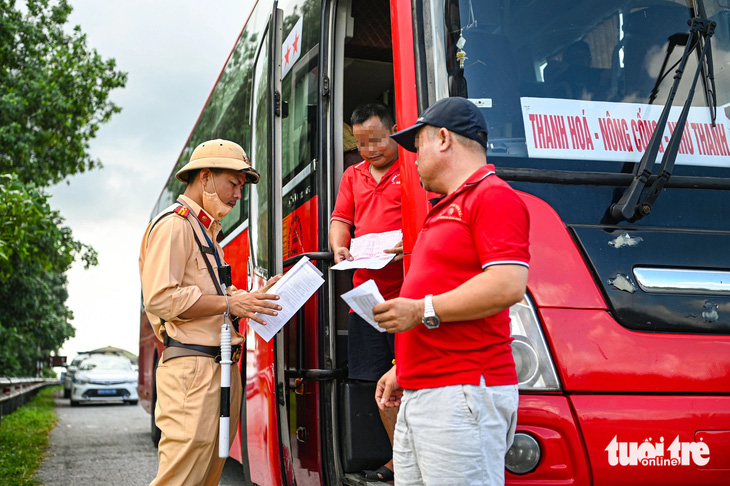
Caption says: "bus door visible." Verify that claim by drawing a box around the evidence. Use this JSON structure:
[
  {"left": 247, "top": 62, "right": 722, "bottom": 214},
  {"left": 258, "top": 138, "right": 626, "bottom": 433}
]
[
  {"left": 247, "top": 3, "right": 290, "bottom": 486},
  {"left": 328, "top": 0, "right": 400, "bottom": 482},
  {"left": 250, "top": 1, "right": 332, "bottom": 485},
  {"left": 274, "top": 0, "right": 333, "bottom": 485}
]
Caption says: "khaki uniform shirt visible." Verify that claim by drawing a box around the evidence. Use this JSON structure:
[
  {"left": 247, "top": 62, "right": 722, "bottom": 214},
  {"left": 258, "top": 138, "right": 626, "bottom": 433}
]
[{"left": 139, "top": 194, "right": 243, "bottom": 347}]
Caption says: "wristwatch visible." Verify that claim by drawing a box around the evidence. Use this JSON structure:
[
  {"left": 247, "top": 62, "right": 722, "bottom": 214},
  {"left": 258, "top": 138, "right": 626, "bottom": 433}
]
[{"left": 422, "top": 294, "right": 440, "bottom": 329}]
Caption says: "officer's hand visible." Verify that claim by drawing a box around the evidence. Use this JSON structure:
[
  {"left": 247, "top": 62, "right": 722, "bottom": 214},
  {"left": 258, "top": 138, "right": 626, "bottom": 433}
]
[
  {"left": 375, "top": 365, "right": 402, "bottom": 411},
  {"left": 373, "top": 297, "right": 422, "bottom": 333},
  {"left": 383, "top": 240, "right": 404, "bottom": 262},
  {"left": 229, "top": 291, "right": 281, "bottom": 326},
  {"left": 333, "top": 246, "right": 353, "bottom": 263},
  {"left": 257, "top": 274, "right": 283, "bottom": 293}
]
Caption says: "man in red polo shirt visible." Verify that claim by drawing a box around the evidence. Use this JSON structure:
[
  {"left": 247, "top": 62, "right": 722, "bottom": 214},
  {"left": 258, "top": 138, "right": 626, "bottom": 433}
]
[
  {"left": 330, "top": 101, "right": 403, "bottom": 481},
  {"left": 373, "top": 97, "right": 530, "bottom": 485}
]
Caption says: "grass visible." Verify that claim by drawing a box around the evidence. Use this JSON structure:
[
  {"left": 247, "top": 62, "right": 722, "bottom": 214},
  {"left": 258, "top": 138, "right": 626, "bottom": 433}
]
[{"left": 0, "top": 386, "right": 59, "bottom": 486}]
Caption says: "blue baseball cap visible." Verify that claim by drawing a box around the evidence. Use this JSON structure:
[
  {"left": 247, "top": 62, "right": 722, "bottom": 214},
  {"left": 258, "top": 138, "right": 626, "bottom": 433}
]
[{"left": 390, "top": 97, "right": 488, "bottom": 153}]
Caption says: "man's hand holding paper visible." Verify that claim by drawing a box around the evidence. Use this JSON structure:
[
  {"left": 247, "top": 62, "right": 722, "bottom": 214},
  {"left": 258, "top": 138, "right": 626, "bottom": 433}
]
[
  {"left": 332, "top": 229, "right": 403, "bottom": 270},
  {"left": 341, "top": 280, "right": 387, "bottom": 332}
]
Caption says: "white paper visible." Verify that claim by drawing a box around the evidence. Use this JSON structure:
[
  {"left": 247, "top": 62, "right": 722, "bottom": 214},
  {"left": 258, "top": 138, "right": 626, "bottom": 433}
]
[
  {"left": 332, "top": 229, "right": 402, "bottom": 270},
  {"left": 249, "top": 256, "right": 324, "bottom": 342},
  {"left": 341, "top": 279, "right": 386, "bottom": 332}
]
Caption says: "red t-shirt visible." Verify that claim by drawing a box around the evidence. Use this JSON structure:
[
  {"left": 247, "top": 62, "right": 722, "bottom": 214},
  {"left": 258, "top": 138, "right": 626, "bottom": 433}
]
[
  {"left": 396, "top": 165, "right": 530, "bottom": 390},
  {"left": 331, "top": 160, "right": 404, "bottom": 300}
]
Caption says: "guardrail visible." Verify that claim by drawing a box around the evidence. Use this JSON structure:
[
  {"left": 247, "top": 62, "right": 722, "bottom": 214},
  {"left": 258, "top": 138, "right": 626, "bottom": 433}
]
[{"left": 0, "top": 377, "right": 59, "bottom": 426}]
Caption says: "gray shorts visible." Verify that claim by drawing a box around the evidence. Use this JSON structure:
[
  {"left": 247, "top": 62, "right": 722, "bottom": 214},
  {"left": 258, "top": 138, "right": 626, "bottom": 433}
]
[{"left": 393, "top": 377, "right": 518, "bottom": 485}]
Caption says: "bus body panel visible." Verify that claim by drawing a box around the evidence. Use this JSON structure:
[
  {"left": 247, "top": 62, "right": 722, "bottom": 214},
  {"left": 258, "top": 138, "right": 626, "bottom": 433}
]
[
  {"left": 390, "top": 0, "right": 425, "bottom": 271},
  {"left": 572, "top": 395, "right": 730, "bottom": 484},
  {"left": 541, "top": 308, "right": 730, "bottom": 393},
  {"left": 507, "top": 395, "right": 591, "bottom": 485},
  {"left": 519, "top": 192, "right": 607, "bottom": 309},
  {"left": 245, "top": 306, "right": 284, "bottom": 486},
  {"left": 282, "top": 196, "right": 324, "bottom": 485},
  {"left": 571, "top": 226, "right": 730, "bottom": 334}
]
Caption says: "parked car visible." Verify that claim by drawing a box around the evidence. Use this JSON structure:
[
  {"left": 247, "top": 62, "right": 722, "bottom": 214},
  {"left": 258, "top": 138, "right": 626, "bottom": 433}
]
[
  {"left": 69, "top": 355, "right": 139, "bottom": 406},
  {"left": 63, "top": 353, "right": 92, "bottom": 398}
]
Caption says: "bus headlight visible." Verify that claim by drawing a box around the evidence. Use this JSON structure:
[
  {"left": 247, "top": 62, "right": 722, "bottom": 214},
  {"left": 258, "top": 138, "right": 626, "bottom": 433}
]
[
  {"left": 509, "top": 295, "right": 560, "bottom": 391},
  {"left": 505, "top": 432, "right": 541, "bottom": 474}
]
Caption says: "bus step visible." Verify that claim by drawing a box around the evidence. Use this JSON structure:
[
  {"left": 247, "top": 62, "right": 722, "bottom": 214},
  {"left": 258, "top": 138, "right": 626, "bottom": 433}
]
[{"left": 341, "top": 472, "right": 392, "bottom": 486}]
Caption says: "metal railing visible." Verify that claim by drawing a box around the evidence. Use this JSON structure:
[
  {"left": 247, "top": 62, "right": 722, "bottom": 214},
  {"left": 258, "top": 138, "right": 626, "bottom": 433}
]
[{"left": 0, "top": 376, "right": 59, "bottom": 425}]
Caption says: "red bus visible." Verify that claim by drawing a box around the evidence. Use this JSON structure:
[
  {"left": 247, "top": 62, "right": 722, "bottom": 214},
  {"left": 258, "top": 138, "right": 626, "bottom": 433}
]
[{"left": 139, "top": 0, "right": 730, "bottom": 484}]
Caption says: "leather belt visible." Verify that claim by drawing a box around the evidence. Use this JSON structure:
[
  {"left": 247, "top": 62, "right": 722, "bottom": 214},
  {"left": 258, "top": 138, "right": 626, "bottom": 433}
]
[{"left": 163, "top": 334, "right": 242, "bottom": 363}]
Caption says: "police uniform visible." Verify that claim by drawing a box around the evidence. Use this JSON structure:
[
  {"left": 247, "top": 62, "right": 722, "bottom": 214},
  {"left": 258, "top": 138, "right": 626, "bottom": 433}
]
[{"left": 139, "top": 139, "right": 258, "bottom": 486}]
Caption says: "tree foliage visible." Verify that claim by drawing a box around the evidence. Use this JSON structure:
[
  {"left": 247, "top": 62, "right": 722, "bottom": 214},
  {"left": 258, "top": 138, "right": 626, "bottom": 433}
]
[
  {"left": 0, "top": 0, "right": 124, "bottom": 376},
  {"left": 0, "top": 0, "right": 127, "bottom": 186},
  {"left": 0, "top": 174, "right": 98, "bottom": 375}
]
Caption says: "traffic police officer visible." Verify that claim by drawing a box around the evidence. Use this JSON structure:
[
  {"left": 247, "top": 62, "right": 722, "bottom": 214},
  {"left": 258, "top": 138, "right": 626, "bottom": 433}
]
[{"left": 139, "top": 139, "right": 282, "bottom": 485}]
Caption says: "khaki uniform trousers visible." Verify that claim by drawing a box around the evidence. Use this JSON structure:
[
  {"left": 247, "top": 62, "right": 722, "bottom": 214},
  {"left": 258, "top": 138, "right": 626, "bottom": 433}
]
[{"left": 151, "top": 354, "right": 243, "bottom": 486}]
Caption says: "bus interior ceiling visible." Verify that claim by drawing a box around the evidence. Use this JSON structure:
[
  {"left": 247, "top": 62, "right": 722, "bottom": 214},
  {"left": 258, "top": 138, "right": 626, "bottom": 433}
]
[
  {"left": 332, "top": 0, "right": 395, "bottom": 476},
  {"left": 342, "top": 0, "right": 394, "bottom": 120}
]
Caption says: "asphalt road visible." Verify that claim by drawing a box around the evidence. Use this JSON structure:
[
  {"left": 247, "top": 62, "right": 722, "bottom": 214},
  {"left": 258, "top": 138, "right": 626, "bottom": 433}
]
[{"left": 35, "top": 390, "right": 246, "bottom": 485}]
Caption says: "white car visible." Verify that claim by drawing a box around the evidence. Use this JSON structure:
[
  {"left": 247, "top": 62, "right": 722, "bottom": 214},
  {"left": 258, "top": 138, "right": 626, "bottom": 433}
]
[
  {"left": 63, "top": 353, "right": 92, "bottom": 398},
  {"left": 70, "top": 355, "right": 139, "bottom": 406}
]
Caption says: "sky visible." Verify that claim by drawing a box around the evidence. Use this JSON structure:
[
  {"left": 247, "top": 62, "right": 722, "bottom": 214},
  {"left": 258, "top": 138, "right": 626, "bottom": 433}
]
[{"left": 50, "top": 0, "right": 254, "bottom": 362}]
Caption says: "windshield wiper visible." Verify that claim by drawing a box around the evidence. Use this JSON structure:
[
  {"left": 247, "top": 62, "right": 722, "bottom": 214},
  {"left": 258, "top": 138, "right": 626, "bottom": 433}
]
[
  {"left": 610, "top": 1, "right": 717, "bottom": 223},
  {"left": 647, "top": 33, "right": 688, "bottom": 105}
]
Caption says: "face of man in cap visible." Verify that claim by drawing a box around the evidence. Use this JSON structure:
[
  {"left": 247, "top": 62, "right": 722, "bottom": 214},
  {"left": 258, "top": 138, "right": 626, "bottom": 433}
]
[
  {"left": 199, "top": 168, "right": 249, "bottom": 209},
  {"left": 413, "top": 126, "right": 449, "bottom": 194}
]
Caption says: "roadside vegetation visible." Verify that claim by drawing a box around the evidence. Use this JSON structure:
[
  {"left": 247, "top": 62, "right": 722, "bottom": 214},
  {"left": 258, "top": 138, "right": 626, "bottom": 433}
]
[
  {"left": 0, "top": 387, "right": 59, "bottom": 486},
  {"left": 0, "top": 0, "right": 126, "bottom": 375}
]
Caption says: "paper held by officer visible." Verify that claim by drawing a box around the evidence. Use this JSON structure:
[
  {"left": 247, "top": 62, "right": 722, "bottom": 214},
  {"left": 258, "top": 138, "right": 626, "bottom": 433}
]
[
  {"left": 331, "top": 229, "right": 402, "bottom": 270},
  {"left": 249, "top": 256, "right": 324, "bottom": 342}
]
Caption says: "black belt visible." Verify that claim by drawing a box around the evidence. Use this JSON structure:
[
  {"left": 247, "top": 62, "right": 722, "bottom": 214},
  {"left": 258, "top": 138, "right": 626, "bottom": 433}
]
[{"left": 164, "top": 334, "right": 241, "bottom": 363}]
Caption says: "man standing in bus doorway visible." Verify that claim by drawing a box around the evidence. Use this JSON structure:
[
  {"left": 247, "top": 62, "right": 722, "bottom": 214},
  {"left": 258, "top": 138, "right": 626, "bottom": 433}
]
[
  {"left": 139, "top": 139, "right": 282, "bottom": 486},
  {"left": 330, "top": 102, "right": 404, "bottom": 482},
  {"left": 373, "top": 97, "right": 530, "bottom": 485}
]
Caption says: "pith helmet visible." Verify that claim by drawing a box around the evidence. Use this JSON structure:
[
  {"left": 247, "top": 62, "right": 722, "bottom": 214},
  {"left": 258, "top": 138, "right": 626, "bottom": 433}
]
[{"left": 175, "top": 139, "right": 260, "bottom": 183}]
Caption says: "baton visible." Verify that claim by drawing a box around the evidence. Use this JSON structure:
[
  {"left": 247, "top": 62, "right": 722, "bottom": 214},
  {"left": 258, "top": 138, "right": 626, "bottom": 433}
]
[{"left": 218, "top": 315, "right": 232, "bottom": 458}]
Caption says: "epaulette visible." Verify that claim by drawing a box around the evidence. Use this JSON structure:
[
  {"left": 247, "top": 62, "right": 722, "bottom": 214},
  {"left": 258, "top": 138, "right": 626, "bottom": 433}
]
[{"left": 145, "top": 205, "right": 190, "bottom": 246}]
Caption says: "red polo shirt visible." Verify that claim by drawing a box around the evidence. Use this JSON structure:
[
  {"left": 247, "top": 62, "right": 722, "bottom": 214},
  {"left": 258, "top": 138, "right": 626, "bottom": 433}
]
[
  {"left": 331, "top": 160, "right": 404, "bottom": 300},
  {"left": 396, "top": 164, "right": 530, "bottom": 390}
]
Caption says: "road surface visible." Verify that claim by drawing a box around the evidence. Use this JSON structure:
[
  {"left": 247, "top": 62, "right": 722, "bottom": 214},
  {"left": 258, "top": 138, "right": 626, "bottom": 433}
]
[{"left": 35, "top": 390, "right": 246, "bottom": 485}]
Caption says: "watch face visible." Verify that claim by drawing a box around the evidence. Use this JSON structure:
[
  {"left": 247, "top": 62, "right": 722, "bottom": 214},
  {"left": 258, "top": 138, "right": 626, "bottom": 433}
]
[{"left": 423, "top": 316, "right": 440, "bottom": 329}]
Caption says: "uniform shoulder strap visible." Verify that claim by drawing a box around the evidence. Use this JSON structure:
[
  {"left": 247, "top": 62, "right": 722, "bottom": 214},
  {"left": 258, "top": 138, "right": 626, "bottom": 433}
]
[
  {"left": 145, "top": 203, "right": 191, "bottom": 244},
  {"left": 169, "top": 200, "right": 226, "bottom": 298}
]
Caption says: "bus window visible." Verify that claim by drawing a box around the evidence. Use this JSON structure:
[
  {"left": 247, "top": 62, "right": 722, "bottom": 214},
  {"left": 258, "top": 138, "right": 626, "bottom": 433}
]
[
  {"left": 435, "top": 0, "right": 730, "bottom": 152},
  {"left": 281, "top": 2, "right": 321, "bottom": 190},
  {"left": 423, "top": 0, "right": 730, "bottom": 231},
  {"left": 249, "top": 26, "right": 273, "bottom": 279},
  {"left": 279, "top": 2, "right": 321, "bottom": 264},
  {"left": 148, "top": 26, "right": 261, "bottom": 239}
]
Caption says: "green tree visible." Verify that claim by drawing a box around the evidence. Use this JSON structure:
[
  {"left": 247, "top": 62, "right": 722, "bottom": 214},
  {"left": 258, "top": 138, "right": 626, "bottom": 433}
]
[
  {"left": 0, "top": 0, "right": 124, "bottom": 375},
  {"left": 0, "top": 0, "right": 127, "bottom": 186}
]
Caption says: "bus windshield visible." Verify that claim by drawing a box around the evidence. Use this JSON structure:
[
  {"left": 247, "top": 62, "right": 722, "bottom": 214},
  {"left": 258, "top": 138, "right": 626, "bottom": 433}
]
[{"left": 434, "top": 0, "right": 730, "bottom": 172}]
